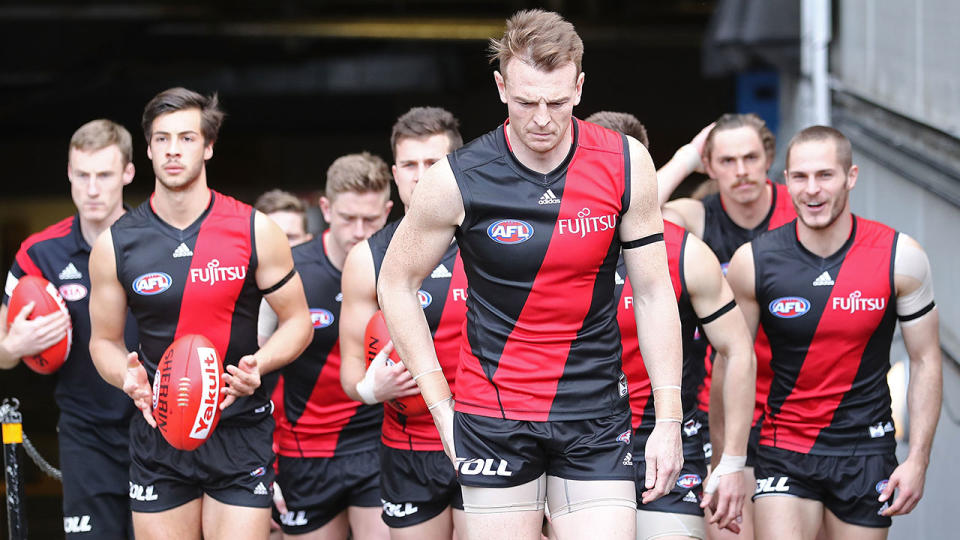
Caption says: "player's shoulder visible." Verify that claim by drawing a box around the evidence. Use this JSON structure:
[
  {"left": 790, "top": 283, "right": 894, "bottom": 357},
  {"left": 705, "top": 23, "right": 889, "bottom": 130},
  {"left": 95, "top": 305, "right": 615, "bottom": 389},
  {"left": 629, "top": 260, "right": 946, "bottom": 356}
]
[
  {"left": 576, "top": 117, "right": 628, "bottom": 155},
  {"left": 367, "top": 219, "right": 402, "bottom": 251},
  {"left": 854, "top": 215, "right": 898, "bottom": 241},
  {"left": 211, "top": 190, "right": 254, "bottom": 218},
  {"left": 112, "top": 198, "right": 152, "bottom": 231},
  {"left": 449, "top": 125, "right": 506, "bottom": 173},
  {"left": 663, "top": 197, "right": 705, "bottom": 234},
  {"left": 291, "top": 235, "right": 324, "bottom": 266},
  {"left": 17, "top": 215, "right": 76, "bottom": 255}
]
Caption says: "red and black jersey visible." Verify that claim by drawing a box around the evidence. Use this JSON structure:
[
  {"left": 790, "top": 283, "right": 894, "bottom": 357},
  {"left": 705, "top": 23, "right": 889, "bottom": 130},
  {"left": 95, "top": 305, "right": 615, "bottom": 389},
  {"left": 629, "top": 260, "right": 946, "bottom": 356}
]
[
  {"left": 111, "top": 190, "right": 269, "bottom": 424},
  {"left": 754, "top": 216, "right": 898, "bottom": 456},
  {"left": 368, "top": 220, "right": 467, "bottom": 451},
  {"left": 450, "top": 118, "right": 630, "bottom": 422},
  {"left": 274, "top": 233, "right": 381, "bottom": 458},
  {"left": 615, "top": 221, "right": 705, "bottom": 432},
  {"left": 697, "top": 180, "right": 795, "bottom": 424},
  {"left": 3, "top": 215, "right": 138, "bottom": 430}
]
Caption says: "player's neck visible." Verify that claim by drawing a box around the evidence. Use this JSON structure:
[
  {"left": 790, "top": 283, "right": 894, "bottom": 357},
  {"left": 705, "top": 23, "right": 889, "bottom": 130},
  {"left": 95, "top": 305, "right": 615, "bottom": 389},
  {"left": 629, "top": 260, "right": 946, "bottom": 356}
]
[
  {"left": 797, "top": 209, "right": 854, "bottom": 258},
  {"left": 720, "top": 181, "right": 772, "bottom": 230},
  {"left": 78, "top": 206, "right": 125, "bottom": 246},
  {"left": 506, "top": 122, "right": 572, "bottom": 175},
  {"left": 323, "top": 230, "right": 347, "bottom": 271},
  {"left": 152, "top": 173, "right": 211, "bottom": 229}
]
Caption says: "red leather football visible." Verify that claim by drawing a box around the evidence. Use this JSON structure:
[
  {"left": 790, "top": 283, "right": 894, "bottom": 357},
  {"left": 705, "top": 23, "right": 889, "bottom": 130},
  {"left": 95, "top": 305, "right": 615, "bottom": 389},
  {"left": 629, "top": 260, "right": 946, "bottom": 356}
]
[
  {"left": 365, "top": 310, "right": 429, "bottom": 416},
  {"left": 152, "top": 334, "right": 224, "bottom": 450},
  {"left": 6, "top": 275, "right": 72, "bottom": 374}
]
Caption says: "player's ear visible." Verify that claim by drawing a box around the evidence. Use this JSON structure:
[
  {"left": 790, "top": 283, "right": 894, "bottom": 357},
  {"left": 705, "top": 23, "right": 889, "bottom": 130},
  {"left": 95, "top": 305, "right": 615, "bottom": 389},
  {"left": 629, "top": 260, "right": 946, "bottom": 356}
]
[
  {"left": 573, "top": 71, "right": 584, "bottom": 106},
  {"left": 319, "top": 196, "right": 332, "bottom": 222},
  {"left": 204, "top": 141, "right": 214, "bottom": 160},
  {"left": 122, "top": 162, "right": 135, "bottom": 185},
  {"left": 494, "top": 70, "right": 508, "bottom": 104},
  {"left": 845, "top": 164, "right": 858, "bottom": 190}
]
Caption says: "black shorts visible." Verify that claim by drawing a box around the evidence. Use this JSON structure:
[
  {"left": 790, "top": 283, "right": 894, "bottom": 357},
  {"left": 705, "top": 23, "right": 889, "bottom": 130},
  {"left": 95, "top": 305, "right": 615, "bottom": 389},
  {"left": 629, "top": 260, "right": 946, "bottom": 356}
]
[
  {"left": 693, "top": 410, "right": 712, "bottom": 461},
  {"left": 272, "top": 449, "right": 381, "bottom": 535},
  {"left": 753, "top": 446, "right": 897, "bottom": 528},
  {"left": 746, "top": 421, "right": 762, "bottom": 467},
  {"left": 128, "top": 414, "right": 276, "bottom": 513},
  {"left": 634, "top": 419, "right": 708, "bottom": 517},
  {"left": 379, "top": 445, "right": 462, "bottom": 528},
  {"left": 453, "top": 409, "right": 634, "bottom": 488},
  {"left": 59, "top": 417, "right": 133, "bottom": 538}
]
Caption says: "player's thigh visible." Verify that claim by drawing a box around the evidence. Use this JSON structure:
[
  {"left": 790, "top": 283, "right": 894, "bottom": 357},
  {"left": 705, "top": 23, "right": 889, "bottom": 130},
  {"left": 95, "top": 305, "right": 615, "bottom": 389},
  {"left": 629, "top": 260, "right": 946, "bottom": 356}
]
[
  {"left": 754, "top": 496, "right": 821, "bottom": 540},
  {"left": 460, "top": 509, "right": 544, "bottom": 540},
  {"left": 202, "top": 494, "right": 272, "bottom": 540},
  {"left": 348, "top": 505, "right": 390, "bottom": 540},
  {"left": 59, "top": 422, "right": 133, "bottom": 539},
  {"left": 451, "top": 508, "right": 467, "bottom": 540},
  {"left": 387, "top": 507, "right": 453, "bottom": 540},
  {"left": 637, "top": 510, "right": 705, "bottom": 540},
  {"left": 822, "top": 509, "right": 888, "bottom": 540},
  {"left": 132, "top": 498, "right": 203, "bottom": 540},
  {"left": 547, "top": 477, "right": 635, "bottom": 540},
  {"left": 460, "top": 475, "right": 547, "bottom": 540}
]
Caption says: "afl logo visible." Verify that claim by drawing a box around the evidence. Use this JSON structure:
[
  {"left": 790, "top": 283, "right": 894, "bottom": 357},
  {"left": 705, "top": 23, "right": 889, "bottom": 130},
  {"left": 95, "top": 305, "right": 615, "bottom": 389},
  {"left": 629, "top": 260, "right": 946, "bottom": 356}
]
[
  {"left": 875, "top": 479, "right": 889, "bottom": 494},
  {"left": 677, "top": 474, "right": 702, "bottom": 488},
  {"left": 58, "top": 283, "right": 88, "bottom": 301},
  {"left": 417, "top": 290, "right": 432, "bottom": 308},
  {"left": 769, "top": 297, "right": 811, "bottom": 318},
  {"left": 133, "top": 272, "right": 172, "bottom": 296},
  {"left": 487, "top": 219, "right": 533, "bottom": 244},
  {"left": 309, "top": 309, "right": 334, "bottom": 329}
]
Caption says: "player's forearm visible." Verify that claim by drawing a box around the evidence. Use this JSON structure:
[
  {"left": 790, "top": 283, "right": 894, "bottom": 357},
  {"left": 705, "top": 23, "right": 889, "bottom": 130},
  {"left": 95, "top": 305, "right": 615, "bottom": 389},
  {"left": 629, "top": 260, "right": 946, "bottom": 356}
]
[
  {"left": 256, "top": 312, "right": 312, "bottom": 375},
  {"left": 720, "top": 349, "right": 755, "bottom": 457},
  {"left": 340, "top": 351, "right": 366, "bottom": 402},
  {"left": 378, "top": 281, "right": 450, "bottom": 404},
  {"left": 0, "top": 339, "right": 22, "bottom": 369},
  {"left": 89, "top": 337, "right": 129, "bottom": 388},
  {"left": 904, "top": 349, "right": 942, "bottom": 467},
  {"left": 708, "top": 354, "right": 727, "bottom": 460},
  {"left": 634, "top": 288, "right": 683, "bottom": 389}
]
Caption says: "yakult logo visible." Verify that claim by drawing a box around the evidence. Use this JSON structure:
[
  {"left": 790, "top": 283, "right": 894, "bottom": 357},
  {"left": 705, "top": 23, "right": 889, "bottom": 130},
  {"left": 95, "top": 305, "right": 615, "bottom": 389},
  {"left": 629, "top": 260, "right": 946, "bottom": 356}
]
[
  {"left": 831, "top": 290, "right": 886, "bottom": 314},
  {"left": 190, "top": 259, "right": 247, "bottom": 286},
  {"left": 189, "top": 347, "right": 220, "bottom": 440},
  {"left": 558, "top": 208, "right": 618, "bottom": 238}
]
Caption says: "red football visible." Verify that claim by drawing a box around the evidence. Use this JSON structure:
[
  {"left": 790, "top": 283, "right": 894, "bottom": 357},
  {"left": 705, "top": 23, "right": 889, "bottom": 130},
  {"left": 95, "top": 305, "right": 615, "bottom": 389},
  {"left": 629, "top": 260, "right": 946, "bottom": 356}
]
[
  {"left": 152, "top": 334, "right": 224, "bottom": 451},
  {"left": 365, "top": 310, "right": 429, "bottom": 416},
  {"left": 6, "top": 275, "right": 72, "bottom": 374}
]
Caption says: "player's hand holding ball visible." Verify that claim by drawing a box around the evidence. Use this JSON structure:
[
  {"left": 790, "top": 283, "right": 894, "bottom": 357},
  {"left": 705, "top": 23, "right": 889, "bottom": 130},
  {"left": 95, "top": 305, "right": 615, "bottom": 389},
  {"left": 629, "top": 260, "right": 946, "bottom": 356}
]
[{"left": 220, "top": 354, "right": 261, "bottom": 410}]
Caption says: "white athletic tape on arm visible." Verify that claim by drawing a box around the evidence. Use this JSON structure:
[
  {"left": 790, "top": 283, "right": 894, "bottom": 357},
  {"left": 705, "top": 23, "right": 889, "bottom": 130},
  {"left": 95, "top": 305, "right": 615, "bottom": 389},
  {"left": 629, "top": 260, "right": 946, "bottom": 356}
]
[
  {"left": 704, "top": 454, "right": 747, "bottom": 494},
  {"left": 355, "top": 352, "right": 388, "bottom": 405},
  {"left": 256, "top": 299, "right": 279, "bottom": 339},
  {"left": 895, "top": 239, "right": 935, "bottom": 324}
]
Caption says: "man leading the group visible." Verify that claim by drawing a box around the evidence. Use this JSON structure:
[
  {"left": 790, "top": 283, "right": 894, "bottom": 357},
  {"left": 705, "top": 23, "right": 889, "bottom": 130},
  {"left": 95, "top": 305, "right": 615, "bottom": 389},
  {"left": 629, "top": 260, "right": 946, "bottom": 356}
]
[
  {"left": 377, "top": 10, "right": 683, "bottom": 540},
  {"left": 89, "top": 87, "right": 312, "bottom": 540}
]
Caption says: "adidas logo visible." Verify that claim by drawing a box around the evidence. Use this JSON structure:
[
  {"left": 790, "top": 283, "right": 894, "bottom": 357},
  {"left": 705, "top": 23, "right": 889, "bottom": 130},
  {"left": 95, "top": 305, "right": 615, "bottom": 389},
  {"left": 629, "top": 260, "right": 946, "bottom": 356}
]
[
  {"left": 431, "top": 264, "right": 452, "bottom": 279},
  {"left": 172, "top": 243, "right": 193, "bottom": 258},
  {"left": 683, "top": 490, "right": 698, "bottom": 503},
  {"left": 253, "top": 482, "right": 268, "bottom": 496},
  {"left": 59, "top": 263, "right": 82, "bottom": 280},
  {"left": 614, "top": 272, "right": 624, "bottom": 285},
  {"left": 812, "top": 271, "right": 834, "bottom": 286},
  {"left": 622, "top": 452, "right": 633, "bottom": 466},
  {"left": 538, "top": 189, "right": 561, "bottom": 205}
]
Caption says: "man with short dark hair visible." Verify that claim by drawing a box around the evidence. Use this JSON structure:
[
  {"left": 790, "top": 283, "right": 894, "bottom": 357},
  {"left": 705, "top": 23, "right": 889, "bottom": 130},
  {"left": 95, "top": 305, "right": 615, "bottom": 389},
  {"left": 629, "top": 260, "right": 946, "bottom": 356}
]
[
  {"left": 726, "top": 126, "right": 941, "bottom": 540},
  {"left": 340, "top": 106, "right": 468, "bottom": 540},
  {"left": 89, "top": 87, "right": 313, "bottom": 540},
  {"left": 1, "top": 119, "right": 138, "bottom": 538}
]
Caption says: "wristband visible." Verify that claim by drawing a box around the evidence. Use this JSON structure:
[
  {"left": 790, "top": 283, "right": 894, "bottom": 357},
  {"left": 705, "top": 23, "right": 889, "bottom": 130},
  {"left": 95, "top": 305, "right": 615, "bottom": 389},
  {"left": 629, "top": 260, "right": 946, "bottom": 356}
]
[
  {"left": 427, "top": 396, "right": 453, "bottom": 411},
  {"left": 413, "top": 367, "right": 442, "bottom": 382},
  {"left": 704, "top": 454, "right": 747, "bottom": 494},
  {"left": 655, "top": 418, "right": 682, "bottom": 424},
  {"left": 652, "top": 385, "right": 683, "bottom": 421},
  {"left": 355, "top": 351, "right": 388, "bottom": 405},
  {"left": 413, "top": 368, "right": 452, "bottom": 408}
]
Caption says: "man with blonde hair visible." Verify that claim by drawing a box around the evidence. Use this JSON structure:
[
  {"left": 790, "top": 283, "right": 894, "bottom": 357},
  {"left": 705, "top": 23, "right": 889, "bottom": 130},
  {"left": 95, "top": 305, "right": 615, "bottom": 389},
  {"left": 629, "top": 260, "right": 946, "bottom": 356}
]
[
  {"left": 259, "top": 152, "right": 393, "bottom": 540},
  {"left": 1, "top": 119, "right": 138, "bottom": 538},
  {"left": 378, "top": 10, "right": 683, "bottom": 540}
]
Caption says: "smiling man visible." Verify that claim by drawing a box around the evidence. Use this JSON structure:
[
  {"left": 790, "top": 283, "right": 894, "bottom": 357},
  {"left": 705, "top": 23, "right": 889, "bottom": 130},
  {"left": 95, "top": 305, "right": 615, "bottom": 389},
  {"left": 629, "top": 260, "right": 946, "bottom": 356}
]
[
  {"left": 376, "top": 10, "right": 682, "bottom": 540},
  {"left": 725, "top": 126, "right": 942, "bottom": 540}
]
